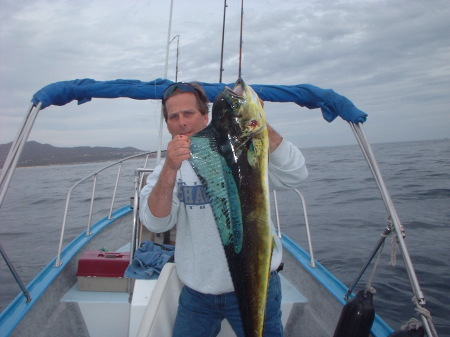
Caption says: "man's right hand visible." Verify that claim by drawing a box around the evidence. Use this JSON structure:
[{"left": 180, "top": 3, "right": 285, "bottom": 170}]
[
  {"left": 148, "top": 134, "right": 191, "bottom": 218},
  {"left": 165, "top": 134, "right": 191, "bottom": 171}
]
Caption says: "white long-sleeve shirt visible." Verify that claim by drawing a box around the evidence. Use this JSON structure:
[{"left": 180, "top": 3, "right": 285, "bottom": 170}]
[{"left": 139, "top": 138, "right": 308, "bottom": 294}]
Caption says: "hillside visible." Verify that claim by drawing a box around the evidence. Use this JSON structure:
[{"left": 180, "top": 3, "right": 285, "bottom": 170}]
[{"left": 0, "top": 141, "right": 149, "bottom": 167}]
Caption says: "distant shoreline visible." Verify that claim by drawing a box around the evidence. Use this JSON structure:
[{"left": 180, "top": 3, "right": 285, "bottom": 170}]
[
  {"left": 12, "top": 157, "right": 152, "bottom": 169},
  {"left": 2, "top": 138, "right": 446, "bottom": 168},
  {"left": 0, "top": 141, "right": 161, "bottom": 168}
]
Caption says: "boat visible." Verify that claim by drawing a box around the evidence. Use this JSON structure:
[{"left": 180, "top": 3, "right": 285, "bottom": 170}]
[{"left": 0, "top": 79, "right": 439, "bottom": 337}]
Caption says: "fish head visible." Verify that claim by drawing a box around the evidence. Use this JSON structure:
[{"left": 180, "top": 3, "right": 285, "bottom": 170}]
[{"left": 211, "top": 78, "right": 266, "bottom": 139}]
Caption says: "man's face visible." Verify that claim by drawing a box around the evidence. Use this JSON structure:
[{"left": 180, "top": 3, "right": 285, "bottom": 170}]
[{"left": 165, "top": 92, "right": 209, "bottom": 137}]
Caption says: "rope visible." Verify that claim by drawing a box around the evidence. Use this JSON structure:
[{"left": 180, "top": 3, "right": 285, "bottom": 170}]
[
  {"left": 401, "top": 318, "right": 422, "bottom": 330},
  {"left": 412, "top": 296, "right": 440, "bottom": 337},
  {"left": 365, "top": 225, "right": 439, "bottom": 337},
  {"left": 360, "top": 217, "right": 392, "bottom": 295},
  {"left": 386, "top": 215, "right": 398, "bottom": 266},
  {"left": 390, "top": 234, "right": 398, "bottom": 266}
]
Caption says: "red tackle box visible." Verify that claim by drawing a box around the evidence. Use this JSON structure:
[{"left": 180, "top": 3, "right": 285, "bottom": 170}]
[{"left": 76, "top": 250, "right": 130, "bottom": 292}]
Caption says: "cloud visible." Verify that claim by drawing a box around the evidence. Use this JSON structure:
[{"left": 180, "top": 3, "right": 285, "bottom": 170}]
[{"left": 1, "top": 0, "right": 449, "bottom": 150}]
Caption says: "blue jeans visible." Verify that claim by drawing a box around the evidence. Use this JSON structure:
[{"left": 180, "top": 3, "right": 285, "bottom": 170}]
[{"left": 172, "top": 271, "right": 283, "bottom": 337}]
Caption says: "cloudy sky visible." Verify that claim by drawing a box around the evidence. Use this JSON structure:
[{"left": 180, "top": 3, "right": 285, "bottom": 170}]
[{"left": 1, "top": 0, "right": 449, "bottom": 150}]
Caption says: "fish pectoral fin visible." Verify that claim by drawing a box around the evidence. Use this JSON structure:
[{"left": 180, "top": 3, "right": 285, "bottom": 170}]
[
  {"left": 190, "top": 136, "right": 244, "bottom": 254},
  {"left": 247, "top": 139, "right": 265, "bottom": 167}
]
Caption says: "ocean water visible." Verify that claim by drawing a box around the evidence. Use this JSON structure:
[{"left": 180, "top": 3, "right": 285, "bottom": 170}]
[{"left": 1, "top": 139, "right": 449, "bottom": 335}]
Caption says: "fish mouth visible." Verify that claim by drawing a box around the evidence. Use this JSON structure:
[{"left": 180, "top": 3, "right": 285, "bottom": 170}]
[
  {"left": 232, "top": 78, "right": 245, "bottom": 96},
  {"left": 220, "top": 78, "right": 246, "bottom": 101}
]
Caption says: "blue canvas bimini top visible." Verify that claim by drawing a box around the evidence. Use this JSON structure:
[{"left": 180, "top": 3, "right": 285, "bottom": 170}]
[{"left": 31, "top": 78, "right": 367, "bottom": 123}]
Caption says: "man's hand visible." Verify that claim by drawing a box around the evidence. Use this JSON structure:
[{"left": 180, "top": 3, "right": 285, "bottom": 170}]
[
  {"left": 267, "top": 124, "right": 283, "bottom": 153},
  {"left": 258, "top": 98, "right": 283, "bottom": 153},
  {"left": 165, "top": 135, "right": 191, "bottom": 171},
  {"left": 149, "top": 134, "right": 191, "bottom": 218}
]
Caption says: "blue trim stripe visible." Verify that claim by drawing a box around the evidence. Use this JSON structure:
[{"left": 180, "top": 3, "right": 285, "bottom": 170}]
[
  {"left": 281, "top": 234, "right": 394, "bottom": 337},
  {"left": 0, "top": 206, "right": 132, "bottom": 337}
]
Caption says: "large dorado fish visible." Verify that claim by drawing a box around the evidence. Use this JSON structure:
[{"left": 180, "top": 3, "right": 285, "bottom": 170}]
[{"left": 189, "top": 78, "right": 272, "bottom": 337}]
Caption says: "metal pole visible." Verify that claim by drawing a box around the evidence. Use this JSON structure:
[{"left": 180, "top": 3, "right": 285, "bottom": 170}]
[
  {"left": 293, "top": 189, "right": 316, "bottom": 267},
  {"left": 108, "top": 162, "right": 123, "bottom": 220},
  {"left": 156, "top": 0, "right": 174, "bottom": 165},
  {"left": 86, "top": 174, "right": 97, "bottom": 236},
  {"left": 350, "top": 122, "right": 436, "bottom": 336},
  {"left": 0, "top": 102, "right": 34, "bottom": 188},
  {"left": 163, "top": 0, "right": 174, "bottom": 83},
  {"left": 0, "top": 241, "right": 31, "bottom": 302},
  {"left": 351, "top": 123, "right": 424, "bottom": 300},
  {"left": 0, "top": 103, "right": 41, "bottom": 208},
  {"left": 272, "top": 190, "right": 282, "bottom": 238}
]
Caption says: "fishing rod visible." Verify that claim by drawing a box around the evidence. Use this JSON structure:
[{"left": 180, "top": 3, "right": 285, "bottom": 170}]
[
  {"left": 219, "top": 0, "right": 227, "bottom": 83},
  {"left": 238, "top": 0, "right": 244, "bottom": 79}
]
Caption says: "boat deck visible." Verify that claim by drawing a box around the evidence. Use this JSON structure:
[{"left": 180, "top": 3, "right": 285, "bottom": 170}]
[
  {"left": 61, "top": 266, "right": 307, "bottom": 337},
  {"left": 3, "top": 208, "right": 394, "bottom": 337}
]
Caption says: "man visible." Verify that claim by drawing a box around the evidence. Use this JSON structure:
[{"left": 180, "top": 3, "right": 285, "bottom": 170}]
[{"left": 140, "top": 82, "right": 308, "bottom": 336}]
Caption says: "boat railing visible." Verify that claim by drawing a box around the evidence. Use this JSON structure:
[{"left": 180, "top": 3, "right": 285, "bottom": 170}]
[
  {"left": 349, "top": 122, "right": 438, "bottom": 337},
  {"left": 130, "top": 167, "right": 154, "bottom": 262},
  {"left": 54, "top": 152, "right": 155, "bottom": 267},
  {"left": 272, "top": 189, "right": 316, "bottom": 268}
]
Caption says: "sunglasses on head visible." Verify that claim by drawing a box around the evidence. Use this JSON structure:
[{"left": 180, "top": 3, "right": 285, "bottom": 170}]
[{"left": 162, "top": 82, "right": 201, "bottom": 104}]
